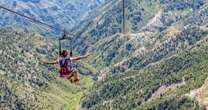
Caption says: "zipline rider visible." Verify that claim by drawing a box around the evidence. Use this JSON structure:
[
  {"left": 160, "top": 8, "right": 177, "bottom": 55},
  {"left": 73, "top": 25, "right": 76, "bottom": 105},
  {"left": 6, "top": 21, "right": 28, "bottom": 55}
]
[{"left": 44, "top": 50, "right": 91, "bottom": 83}]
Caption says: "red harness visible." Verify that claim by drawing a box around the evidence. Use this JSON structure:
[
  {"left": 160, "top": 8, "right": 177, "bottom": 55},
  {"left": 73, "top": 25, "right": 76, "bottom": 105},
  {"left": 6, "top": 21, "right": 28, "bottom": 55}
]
[{"left": 59, "top": 58, "right": 72, "bottom": 77}]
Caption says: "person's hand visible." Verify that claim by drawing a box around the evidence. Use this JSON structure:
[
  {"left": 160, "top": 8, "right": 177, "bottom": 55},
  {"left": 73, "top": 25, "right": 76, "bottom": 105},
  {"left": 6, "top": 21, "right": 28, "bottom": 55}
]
[
  {"left": 84, "top": 53, "right": 92, "bottom": 58},
  {"left": 43, "top": 61, "right": 49, "bottom": 64}
]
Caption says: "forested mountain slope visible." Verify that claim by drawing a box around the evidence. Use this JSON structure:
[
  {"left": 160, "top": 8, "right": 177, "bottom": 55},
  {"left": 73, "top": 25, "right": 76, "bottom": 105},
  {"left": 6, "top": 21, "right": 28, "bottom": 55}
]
[
  {"left": 72, "top": 0, "right": 205, "bottom": 72},
  {"left": 73, "top": 0, "right": 208, "bottom": 109}
]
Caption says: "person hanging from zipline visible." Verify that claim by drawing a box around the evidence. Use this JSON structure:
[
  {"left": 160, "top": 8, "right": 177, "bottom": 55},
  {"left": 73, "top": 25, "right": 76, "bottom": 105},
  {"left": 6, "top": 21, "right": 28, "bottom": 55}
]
[
  {"left": 0, "top": 5, "right": 91, "bottom": 83},
  {"left": 43, "top": 50, "right": 91, "bottom": 83}
]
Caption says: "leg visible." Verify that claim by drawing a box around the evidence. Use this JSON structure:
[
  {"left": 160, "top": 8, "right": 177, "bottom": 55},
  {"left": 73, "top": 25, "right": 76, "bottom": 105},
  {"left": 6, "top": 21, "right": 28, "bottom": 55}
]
[{"left": 69, "top": 69, "right": 80, "bottom": 83}]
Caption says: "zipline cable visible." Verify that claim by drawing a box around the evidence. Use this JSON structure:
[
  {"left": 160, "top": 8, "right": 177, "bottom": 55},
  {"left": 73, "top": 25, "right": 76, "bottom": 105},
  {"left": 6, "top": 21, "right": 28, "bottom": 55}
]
[
  {"left": 122, "top": 0, "right": 126, "bottom": 35},
  {"left": 0, "top": 5, "right": 73, "bottom": 56},
  {"left": 0, "top": 5, "right": 64, "bottom": 32}
]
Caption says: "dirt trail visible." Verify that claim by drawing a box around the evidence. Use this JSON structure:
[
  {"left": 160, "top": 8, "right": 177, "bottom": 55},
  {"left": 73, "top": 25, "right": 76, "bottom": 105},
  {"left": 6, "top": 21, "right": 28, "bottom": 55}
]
[
  {"left": 147, "top": 80, "right": 186, "bottom": 103},
  {"left": 187, "top": 79, "right": 208, "bottom": 110}
]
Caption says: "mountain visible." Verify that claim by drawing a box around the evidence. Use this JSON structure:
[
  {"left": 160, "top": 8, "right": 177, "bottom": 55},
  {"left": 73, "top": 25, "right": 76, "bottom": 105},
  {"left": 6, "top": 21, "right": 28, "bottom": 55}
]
[
  {"left": 1, "top": 0, "right": 208, "bottom": 110},
  {"left": 72, "top": 0, "right": 206, "bottom": 70},
  {"left": 0, "top": 0, "right": 107, "bottom": 34},
  {"left": 0, "top": 27, "right": 93, "bottom": 110},
  {"left": 67, "top": 0, "right": 208, "bottom": 109}
]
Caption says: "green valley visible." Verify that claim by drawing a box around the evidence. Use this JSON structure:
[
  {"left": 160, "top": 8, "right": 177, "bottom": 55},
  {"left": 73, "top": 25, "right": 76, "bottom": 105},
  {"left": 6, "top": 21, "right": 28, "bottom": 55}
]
[{"left": 1, "top": 0, "right": 208, "bottom": 110}]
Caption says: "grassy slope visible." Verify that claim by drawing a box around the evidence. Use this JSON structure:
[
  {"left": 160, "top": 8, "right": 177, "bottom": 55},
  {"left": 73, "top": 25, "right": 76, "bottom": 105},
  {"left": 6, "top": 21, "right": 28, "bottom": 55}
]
[{"left": 47, "top": 75, "right": 93, "bottom": 110}]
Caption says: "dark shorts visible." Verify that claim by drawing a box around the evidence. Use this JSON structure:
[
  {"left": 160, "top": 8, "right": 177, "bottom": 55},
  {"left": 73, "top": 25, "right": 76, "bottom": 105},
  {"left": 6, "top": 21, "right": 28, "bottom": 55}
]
[{"left": 59, "top": 69, "right": 74, "bottom": 77}]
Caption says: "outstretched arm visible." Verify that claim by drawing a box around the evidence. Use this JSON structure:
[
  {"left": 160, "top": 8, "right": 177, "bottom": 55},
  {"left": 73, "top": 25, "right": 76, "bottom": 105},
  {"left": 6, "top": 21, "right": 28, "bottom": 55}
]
[
  {"left": 71, "top": 53, "right": 91, "bottom": 61},
  {"left": 43, "top": 60, "right": 58, "bottom": 65}
]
